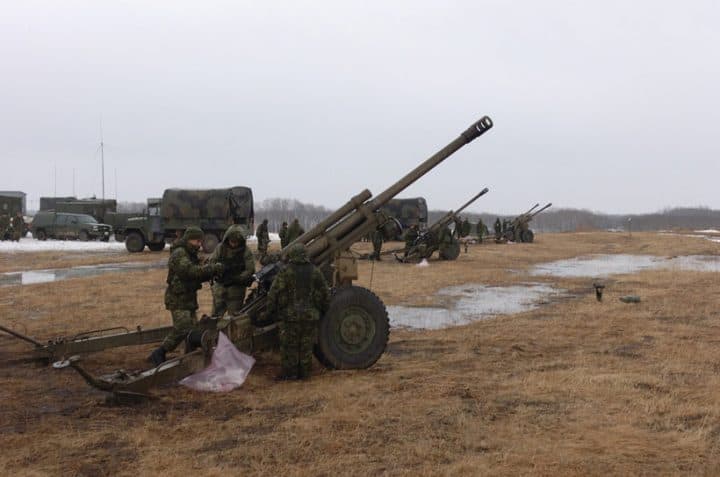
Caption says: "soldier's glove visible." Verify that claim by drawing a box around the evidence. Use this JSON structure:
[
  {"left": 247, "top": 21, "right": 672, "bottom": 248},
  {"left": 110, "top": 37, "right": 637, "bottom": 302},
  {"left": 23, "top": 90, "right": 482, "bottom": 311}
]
[{"left": 213, "top": 263, "right": 225, "bottom": 277}]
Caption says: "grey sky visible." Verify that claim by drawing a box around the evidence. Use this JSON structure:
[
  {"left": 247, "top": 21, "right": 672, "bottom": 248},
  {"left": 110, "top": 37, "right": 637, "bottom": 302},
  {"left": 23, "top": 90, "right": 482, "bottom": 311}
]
[{"left": 2, "top": 0, "right": 719, "bottom": 214}]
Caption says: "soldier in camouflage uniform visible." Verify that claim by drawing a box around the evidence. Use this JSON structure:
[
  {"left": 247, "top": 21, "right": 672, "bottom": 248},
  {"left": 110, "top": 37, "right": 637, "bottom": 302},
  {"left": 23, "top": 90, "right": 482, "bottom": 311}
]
[
  {"left": 256, "top": 219, "right": 270, "bottom": 259},
  {"left": 266, "top": 243, "right": 330, "bottom": 380},
  {"left": 285, "top": 218, "right": 305, "bottom": 244},
  {"left": 0, "top": 214, "right": 9, "bottom": 241},
  {"left": 11, "top": 212, "right": 24, "bottom": 241},
  {"left": 494, "top": 217, "right": 502, "bottom": 242},
  {"left": 279, "top": 221, "right": 288, "bottom": 248},
  {"left": 208, "top": 224, "right": 255, "bottom": 317},
  {"left": 476, "top": 218, "right": 486, "bottom": 243},
  {"left": 404, "top": 224, "right": 419, "bottom": 258},
  {"left": 370, "top": 228, "right": 383, "bottom": 261},
  {"left": 148, "top": 226, "right": 223, "bottom": 366}
]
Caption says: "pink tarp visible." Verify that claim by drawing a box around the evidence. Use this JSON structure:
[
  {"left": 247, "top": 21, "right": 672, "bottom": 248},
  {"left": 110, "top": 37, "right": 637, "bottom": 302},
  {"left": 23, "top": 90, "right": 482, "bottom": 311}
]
[{"left": 180, "top": 332, "right": 255, "bottom": 392}]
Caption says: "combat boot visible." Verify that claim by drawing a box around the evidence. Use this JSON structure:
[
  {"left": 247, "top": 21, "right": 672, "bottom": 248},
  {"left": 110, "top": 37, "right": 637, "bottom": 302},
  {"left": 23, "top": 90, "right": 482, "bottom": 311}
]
[{"left": 148, "top": 347, "right": 166, "bottom": 367}]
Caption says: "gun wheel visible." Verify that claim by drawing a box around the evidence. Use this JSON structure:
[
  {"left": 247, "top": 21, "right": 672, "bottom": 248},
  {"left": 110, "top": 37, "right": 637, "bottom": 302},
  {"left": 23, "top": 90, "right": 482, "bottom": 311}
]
[
  {"left": 439, "top": 242, "right": 461, "bottom": 260},
  {"left": 521, "top": 229, "right": 535, "bottom": 243},
  {"left": 315, "top": 286, "right": 389, "bottom": 370}
]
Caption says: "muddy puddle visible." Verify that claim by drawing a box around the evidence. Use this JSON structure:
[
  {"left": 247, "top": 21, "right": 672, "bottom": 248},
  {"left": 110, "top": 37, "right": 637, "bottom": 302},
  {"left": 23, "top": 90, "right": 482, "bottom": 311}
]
[
  {"left": 0, "top": 261, "right": 166, "bottom": 286},
  {"left": 531, "top": 254, "right": 720, "bottom": 278},
  {"left": 388, "top": 283, "right": 562, "bottom": 330}
]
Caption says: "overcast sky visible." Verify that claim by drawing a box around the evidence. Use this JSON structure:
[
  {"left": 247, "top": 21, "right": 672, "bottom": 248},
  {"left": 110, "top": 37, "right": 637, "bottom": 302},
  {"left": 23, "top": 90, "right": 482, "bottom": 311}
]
[{"left": 2, "top": 1, "right": 719, "bottom": 214}]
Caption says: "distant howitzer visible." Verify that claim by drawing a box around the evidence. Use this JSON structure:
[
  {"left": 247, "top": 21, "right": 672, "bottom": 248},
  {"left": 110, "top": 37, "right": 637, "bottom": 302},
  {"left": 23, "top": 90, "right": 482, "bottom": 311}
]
[
  {"left": 503, "top": 202, "right": 552, "bottom": 243},
  {"left": 398, "top": 188, "right": 489, "bottom": 262},
  {"left": 56, "top": 116, "right": 495, "bottom": 402}
]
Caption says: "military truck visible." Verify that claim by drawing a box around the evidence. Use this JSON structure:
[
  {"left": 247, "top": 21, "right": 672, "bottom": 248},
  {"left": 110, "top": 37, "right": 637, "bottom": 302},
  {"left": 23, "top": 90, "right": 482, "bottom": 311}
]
[
  {"left": 40, "top": 196, "right": 77, "bottom": 211},
  {"left": 0, "top": 192, "right": 28, "bottom": 238},
  {"left": 121, "top": 188, "right": 254, "bottom": 253},
  {"left": 379, "top": 197, "right": 428, "bottom": 240},
  {"left": 44, "top": 198, "right": 118, "bottom": 223}
]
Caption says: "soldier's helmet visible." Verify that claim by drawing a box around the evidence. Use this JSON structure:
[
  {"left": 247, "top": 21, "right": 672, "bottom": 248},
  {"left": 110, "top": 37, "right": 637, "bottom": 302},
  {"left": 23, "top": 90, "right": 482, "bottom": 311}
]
[
  {"left": 224, "top": 224, "right": 247, "bottom": 247},
  {"left": 287, "top": 243, "right": 308, "bottom": 264},
  {"left": 183, "top": 226, "right": 204, "bottom": 241}
]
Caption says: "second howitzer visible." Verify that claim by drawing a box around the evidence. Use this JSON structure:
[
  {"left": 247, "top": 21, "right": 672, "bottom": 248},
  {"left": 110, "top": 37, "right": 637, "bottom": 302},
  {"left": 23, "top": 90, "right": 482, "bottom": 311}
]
[
  {"left": 398, "top": 188, "right": 490, "bottom": 262},
  {"left": 53, "top": 116, "right": 495, "bottom": 401},
  {"left": 503, "top": 202, "right": 552, "bottom": 243}
]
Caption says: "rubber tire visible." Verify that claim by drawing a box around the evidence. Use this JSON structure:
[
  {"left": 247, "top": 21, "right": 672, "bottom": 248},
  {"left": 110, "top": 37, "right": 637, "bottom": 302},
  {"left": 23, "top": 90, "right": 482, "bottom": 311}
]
[
  {"left": 202, "top": 233, "right": 219, "bottom": 253},
  {"left": 148, "top": 242, "right": 165, "bottom": 252},
  {"left": 315, "top": 286, "right": 389, "bottom": 370},
  {"left": 79, "top": 230, "right": 89, "bottom": 241},
  {"left": 503, "top": 230, "right": 515, "bottom": 242},
  {"left": 522, "top": 229, "right": 535, "bottom": 243},
  {"left": 125, "top": 232, "right": 145, "bottom": 253},
  {"left": 439, "top": 241, "right": 461, "bottom": 260},
  {"left": 114, "top": 233, "right": 125, "bottom": 243},
  {"left": 35, "top": 229, "right": 47, "bottom": 241}
]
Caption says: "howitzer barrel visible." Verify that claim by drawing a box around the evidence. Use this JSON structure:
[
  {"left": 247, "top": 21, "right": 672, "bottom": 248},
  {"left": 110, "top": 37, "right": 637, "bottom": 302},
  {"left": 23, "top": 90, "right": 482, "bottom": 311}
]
[
  {"left": 429, "top": 188, "right": 490, "bottom": 232},
  {"left": 531, "top": 202, "right": 552, "bottom": 217},
  {"left": 301, "top": 117, "right": 494, "bottom": 265}
]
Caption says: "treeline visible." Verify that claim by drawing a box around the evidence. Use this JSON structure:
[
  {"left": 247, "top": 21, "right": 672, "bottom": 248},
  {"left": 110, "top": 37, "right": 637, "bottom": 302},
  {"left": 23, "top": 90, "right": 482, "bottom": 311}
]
[
  {"left": 254, "top": 198, "right": 333, "bottom": 233},
  {"left": 430, "top": 207, "right": 720, "bottom": 232}
]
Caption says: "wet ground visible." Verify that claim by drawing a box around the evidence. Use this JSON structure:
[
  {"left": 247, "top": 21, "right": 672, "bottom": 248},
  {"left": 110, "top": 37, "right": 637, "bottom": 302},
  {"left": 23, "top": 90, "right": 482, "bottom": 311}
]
[
  {"left": 530, "top": 254, "right": 720, "bottom": 278},
  {"left": 388, "top": 283, "right": 562, "bottom": 330},
  {"left": 0, "top": 261, "right": 166, "bottom": 286}
]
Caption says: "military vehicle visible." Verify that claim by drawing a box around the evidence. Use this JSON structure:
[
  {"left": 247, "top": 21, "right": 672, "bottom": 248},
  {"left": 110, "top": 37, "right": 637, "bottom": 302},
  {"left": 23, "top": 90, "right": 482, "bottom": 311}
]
[
  {"left": 9, "top": 116, "right": 494, "bottom": 402},
  {"left": 502, "top": 202, "right": 552, "bottom": 243},
  {"left": 31, "top": 211, "right": 113, "bottom": 241},
  {"left": 379, "top": 197, "right": 428, "bottom": 240},
  {"left": 120, "top": 188, "right": 254, "bottom": 253},
  {"left": 398, "top": 188, "right": 489, "bottom": 262},
  {"left": 40, "top": 196, "right": 77, "bottom": 211},
  {"left": 49, "top": 198, "right": 118, "bottom": 223},
  {"left": 0, "top": 191, "right": 28, "bottom": 238}
]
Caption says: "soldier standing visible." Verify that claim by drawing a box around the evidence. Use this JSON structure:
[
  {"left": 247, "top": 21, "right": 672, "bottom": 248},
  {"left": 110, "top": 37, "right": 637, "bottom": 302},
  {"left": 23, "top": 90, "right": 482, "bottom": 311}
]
[
  {"left": 494, "top": 217, "right": 502, "bottom": 241},
  {"left": 279, "top": 221, "right": 289, "bottom": 248},
  {"left": 370, "top": 227, "right": 383, "bottom": 261},
  {"left": 148, "top": 226, "right": 223, "bottom": 366},
  {"left": 10, "top": 211, "right": 24, "bottom": 241},
  {"left": 286, "top": 218, "right": 305, "bottom": 244},
  {"left": 266, "top": 243, "right": 329, "bottom": 380},
  {"left": 0, "top": 213, "right": 9, "bottom": 241},
  {"left": 476, "top": 218, "right": 486, "bottom": 243},
  {"left": 208, "top": 225, "right": 255, "bottom": 317},
  {"left": 256, "top": 219, "right": 270, "bottom": 259}
]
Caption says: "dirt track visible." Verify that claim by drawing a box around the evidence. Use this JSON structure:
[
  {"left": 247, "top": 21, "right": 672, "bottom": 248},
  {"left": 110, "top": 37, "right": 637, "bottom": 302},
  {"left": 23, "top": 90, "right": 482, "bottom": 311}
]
[{"left": 2, "top": 232, "right": 720, "bottom": 476}]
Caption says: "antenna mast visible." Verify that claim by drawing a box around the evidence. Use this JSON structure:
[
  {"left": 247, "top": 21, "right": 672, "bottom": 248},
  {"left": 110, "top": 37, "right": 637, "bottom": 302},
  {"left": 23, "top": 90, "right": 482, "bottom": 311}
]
[{"left": 100, "top": 120, "right": 105, "bottom": 201}]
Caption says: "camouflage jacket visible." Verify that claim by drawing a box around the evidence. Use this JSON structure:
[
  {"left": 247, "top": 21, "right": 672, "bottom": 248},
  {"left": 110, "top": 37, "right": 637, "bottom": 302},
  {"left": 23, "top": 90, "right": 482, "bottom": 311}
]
[
  {"left": 286, "top": 221, "right": 305, "bottom": 244},
  {"left": 208, "top": 225, "right": 255, "bottom": 287},
  {"left": 256, "top": 222, "right": 270, "bottom": 245},
  {"left": 279, "top": 224, "right": 288, "bottom": 245},
  {"left": 164, "top": 240, "right": 216, "bottom": 310},
  {"left": 266, "top": 262, "right": 330, "bottom": 322}
]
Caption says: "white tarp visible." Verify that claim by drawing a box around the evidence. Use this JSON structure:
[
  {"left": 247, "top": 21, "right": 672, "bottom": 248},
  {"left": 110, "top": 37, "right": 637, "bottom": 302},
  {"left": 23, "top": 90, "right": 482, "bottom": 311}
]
[{"left": 180, "top": 332, "right": 255, "bottom": 392}]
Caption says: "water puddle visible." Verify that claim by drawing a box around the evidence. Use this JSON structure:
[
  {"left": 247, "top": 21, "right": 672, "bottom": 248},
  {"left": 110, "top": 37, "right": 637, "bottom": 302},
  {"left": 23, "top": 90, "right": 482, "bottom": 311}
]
[
  {"left": 530, "top": 254, "right": 720, "bottom": 278},
  {"left": 0, "top": 261, "right": 166, "bottom": 287},
  {"left": 388, "top": 283, "right": 561, "bottom": 330}
]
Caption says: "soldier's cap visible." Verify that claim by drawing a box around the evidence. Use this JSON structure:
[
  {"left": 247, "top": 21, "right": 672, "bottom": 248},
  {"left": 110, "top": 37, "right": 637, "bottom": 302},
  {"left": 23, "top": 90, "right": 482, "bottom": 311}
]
[
  {"left": 286, "top": 242, "right": 308, "bottom": 263},
  {"left": 183, "top": 226, "right": 204, "bottom": 241}
]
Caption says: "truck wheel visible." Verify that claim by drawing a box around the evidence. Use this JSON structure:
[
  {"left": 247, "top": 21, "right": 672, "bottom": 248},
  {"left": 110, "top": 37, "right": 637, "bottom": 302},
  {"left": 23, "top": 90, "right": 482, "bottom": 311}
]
[
  {"left": 315, "top": 286, "right": 389, "bottom": 370},
  {"left": 202, "top": 233, "right": 219, "bottom": 253},
  {"left": 148, "top": 242, "right": 165, "bottom": 252},
  {"left": 439, "top": 241, "right": 461, "bottom": 260},
  {"left": 125, "top": 232, "right": 145, "bottom": 253},
  {"left": 35, "top": 229, "right": 47, "bottom": 241},
  {"left": 522, "top": 229, "right": 535, "bottom": 243},
  {"left": 79, "top": 230, "right": 89, "bottom": 241}
]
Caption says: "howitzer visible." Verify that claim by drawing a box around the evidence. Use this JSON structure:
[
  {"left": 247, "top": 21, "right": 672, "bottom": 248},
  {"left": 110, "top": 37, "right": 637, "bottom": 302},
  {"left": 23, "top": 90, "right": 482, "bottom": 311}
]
[
  {"left": 398, "top": 188, "right": 489, "bottom": 262},
  {"left": 56, "top": 116, "right": 494, "bottom": 401},
  {"left": 503, "top": 202, "right": 552, "bottom": 243}
]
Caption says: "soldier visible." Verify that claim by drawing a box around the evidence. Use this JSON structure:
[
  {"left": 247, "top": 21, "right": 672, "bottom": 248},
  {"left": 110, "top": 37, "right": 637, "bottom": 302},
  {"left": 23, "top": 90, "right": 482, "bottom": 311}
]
[
  {"left": 148, "top": 226, "right": 223, "bottom": 366},
  {"left": 476, "top": 218, "right": 486, "bottom": 243},
  {"left": 256, "top": 218, "right": 270, "bottom": 258},
  {"left": 208, "top": 224, "right": 255, "bottom": 317},
  {"left": 266, "top": 243, "right": 330, "bottom": 380},
  {"left": 404, "top": 224, "right": 419, "bottom": 258},
  {"left": 286, "top": 218, "right": 305, "bottom": 244},
  {"left": 10, "top": 211, "right": 24, "bottom": 241},
  {"left": 370, "top": 227, "right": 383, "bottom": 261},
  {"left": 494, "top": 217, "right": 502, "bottom": 241},
  {"left": 279, "top": 221, "right": 289, "bottom": 248},
  {"left": 0, "top": 214, "right": 9, "bottom": 241}
]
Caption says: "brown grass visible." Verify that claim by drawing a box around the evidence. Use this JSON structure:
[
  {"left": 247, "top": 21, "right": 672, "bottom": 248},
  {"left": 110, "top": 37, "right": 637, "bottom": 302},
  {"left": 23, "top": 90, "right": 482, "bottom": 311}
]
[{"left": 1, "top": 232, "right": 720, "bottom": 476}]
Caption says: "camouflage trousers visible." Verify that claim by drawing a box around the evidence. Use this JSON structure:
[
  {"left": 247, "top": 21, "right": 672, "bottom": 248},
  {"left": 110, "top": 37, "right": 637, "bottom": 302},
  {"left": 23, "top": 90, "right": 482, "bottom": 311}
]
[
  {"left": 212, "top": 283, "right": 246, "bottom": 317},
  {"left": 279, "top": 320, "right": 318, "bottom": 379},
  {"left": 161, "top": 309, "right": 198, "bottom": 352},
  {"left": 258, "top": 240, "right": 269, "bottom": 256}
]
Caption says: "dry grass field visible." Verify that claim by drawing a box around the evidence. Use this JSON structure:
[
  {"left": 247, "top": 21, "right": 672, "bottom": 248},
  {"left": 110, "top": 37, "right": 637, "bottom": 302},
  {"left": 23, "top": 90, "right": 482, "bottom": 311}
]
[{"left": 1, "top": 231, "right": 720, "bottom": 476}]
